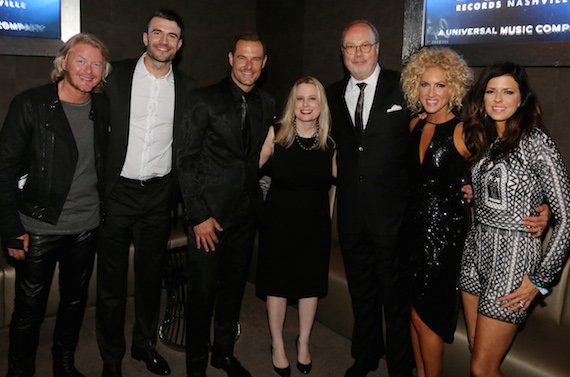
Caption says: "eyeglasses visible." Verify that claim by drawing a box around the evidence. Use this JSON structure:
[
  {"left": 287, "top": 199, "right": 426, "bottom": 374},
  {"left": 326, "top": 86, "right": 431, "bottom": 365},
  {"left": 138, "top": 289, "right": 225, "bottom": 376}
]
[{"left": 342, "top": 42, "right": 378, "bottom": 55}]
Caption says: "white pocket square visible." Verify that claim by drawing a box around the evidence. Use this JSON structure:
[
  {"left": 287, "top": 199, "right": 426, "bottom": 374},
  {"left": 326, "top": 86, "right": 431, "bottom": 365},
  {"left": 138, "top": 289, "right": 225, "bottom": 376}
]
[{"left": 386, "top": 104, "right": 403, "bottom": 113}]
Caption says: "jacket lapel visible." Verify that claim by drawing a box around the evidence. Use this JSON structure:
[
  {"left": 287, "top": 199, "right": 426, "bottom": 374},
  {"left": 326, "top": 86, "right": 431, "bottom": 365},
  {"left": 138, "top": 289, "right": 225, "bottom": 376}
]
[
  {"left": 219, "top": 79, "right": 245, "bottom": 153},
  {"left": 367, "top": 68, "right": 393, "bottom": 131},
  {"left": 115, "top": 63, "right": 136, "bottom": 145},
  {"left": 247, "top": 89, "right": 272, "bottom": 158},
  {"left": 340, "top": 78, "right": 362, "bottom": 141},
  {"left": 46, "top": 84, "right": 76, "bottom": 147}
]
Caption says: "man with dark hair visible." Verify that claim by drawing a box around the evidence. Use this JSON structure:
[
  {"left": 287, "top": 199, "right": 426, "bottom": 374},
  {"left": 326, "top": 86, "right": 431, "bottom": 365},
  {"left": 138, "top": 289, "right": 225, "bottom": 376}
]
[
  {"left": 0, "top": 33, "right": 111, "bottom": 377},
  {"left": 96, "top": 9, "right": 195, "bottom": 377},
  {"left": 178, "top": 31, "right": 275, "bottom": 377}
]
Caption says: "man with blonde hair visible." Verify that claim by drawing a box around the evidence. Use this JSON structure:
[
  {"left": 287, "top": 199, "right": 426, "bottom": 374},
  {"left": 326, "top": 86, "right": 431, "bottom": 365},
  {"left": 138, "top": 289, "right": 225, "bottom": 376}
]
[{"left": 0, "top": 33, "right": 111, "bottom": 377}]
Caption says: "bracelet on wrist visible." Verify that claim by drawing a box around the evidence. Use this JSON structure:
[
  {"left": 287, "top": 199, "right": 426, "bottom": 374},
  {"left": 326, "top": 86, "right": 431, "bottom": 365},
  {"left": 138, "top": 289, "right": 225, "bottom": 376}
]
[{"left": 530, "top": 278, "right": 550, "bottom": 295}]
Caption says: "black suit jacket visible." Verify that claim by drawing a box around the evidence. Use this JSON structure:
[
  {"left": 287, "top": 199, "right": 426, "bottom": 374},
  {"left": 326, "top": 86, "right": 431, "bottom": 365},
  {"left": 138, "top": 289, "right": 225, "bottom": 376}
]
[
  {"left": 104, "top": 59, "right": 196, "bottom": 200},
  {"left": 328, "top": 67, "right": 411, "bottom": 235},
  {"left": 177, "top": 77, "right": 275, "bottom": 228}
]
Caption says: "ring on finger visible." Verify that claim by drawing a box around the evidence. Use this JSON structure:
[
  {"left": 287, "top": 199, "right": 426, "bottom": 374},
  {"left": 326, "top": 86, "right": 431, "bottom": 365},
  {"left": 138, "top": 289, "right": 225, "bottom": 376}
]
[{"left": 519, "top": 301, "right": 525, "bottom": 308}]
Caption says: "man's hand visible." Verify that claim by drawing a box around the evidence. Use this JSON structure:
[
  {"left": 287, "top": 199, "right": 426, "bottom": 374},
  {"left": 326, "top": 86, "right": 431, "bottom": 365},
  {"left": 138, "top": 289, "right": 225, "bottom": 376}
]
[
  {"left": 461, "top": 184, "right": 473, "bottom": 203},
  {"left": 193, "top": 218, "right": 223, "bottom": 252},
  {"left": 8, "top": 233, "right": 29, "bottom": 260},
  {"left": 522, "top": 204, "right": 551, "bottom": 239}
]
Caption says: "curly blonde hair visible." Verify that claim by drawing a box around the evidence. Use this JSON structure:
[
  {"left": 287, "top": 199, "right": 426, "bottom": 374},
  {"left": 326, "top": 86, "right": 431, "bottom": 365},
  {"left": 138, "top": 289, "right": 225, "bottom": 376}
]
[{"left": 401, "top": 47, "right": 473, "bottom": 115}]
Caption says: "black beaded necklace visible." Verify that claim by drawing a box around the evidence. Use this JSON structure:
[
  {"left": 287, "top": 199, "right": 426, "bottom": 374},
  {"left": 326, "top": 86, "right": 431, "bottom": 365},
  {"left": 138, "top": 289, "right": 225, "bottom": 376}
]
[{"left": 294, "top": 119, "right": 319, "bottom": 151}]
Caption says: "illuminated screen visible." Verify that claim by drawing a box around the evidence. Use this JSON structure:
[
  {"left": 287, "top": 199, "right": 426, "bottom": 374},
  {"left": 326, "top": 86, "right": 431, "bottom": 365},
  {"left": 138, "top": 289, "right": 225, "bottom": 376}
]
[
  {"left": 424, "top": 0, "right": 570, "bottom": 46},
  {"left": 0, "top": 0, "right": 61, "bottom": 39},
  {"left": 0, "top": 0, "right": 78, "bottom": 56}
]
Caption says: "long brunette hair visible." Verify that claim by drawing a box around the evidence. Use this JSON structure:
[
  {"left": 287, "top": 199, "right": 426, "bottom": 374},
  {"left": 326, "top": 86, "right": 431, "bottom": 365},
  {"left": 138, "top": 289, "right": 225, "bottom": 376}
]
[{"left": 464, "top": 62, "right": 543, "bottom": 171}]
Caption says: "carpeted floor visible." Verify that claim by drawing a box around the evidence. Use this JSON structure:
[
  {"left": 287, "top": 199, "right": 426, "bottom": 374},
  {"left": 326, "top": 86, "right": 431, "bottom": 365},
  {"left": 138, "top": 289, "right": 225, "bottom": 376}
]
[{"left": 0, "top": 282, "right": 388, "bottom": 376}]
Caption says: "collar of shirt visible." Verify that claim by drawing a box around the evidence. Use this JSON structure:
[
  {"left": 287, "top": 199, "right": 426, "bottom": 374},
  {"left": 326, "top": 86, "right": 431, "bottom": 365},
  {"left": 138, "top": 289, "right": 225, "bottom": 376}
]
[
  {"left": 228, "top": 76, "right": 261, "bottom": 112},
  {"left": 133, "top": 53, "right": 175, "bottom": 84},
  {"left": 345, "top": 64, "right": 381, "bottom": 129},
  {"left": 229, "top": 77, "right": 259, "bottom": 102},
  {"left": 346, "top": 63, "right": 381, "bottom": 93}
]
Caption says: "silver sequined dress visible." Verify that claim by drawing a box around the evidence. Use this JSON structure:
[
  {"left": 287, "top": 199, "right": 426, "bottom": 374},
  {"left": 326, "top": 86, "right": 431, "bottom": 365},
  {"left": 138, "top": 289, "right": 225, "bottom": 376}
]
[{"left": 459, "top": 128, "right": 570, "bottom": 324}]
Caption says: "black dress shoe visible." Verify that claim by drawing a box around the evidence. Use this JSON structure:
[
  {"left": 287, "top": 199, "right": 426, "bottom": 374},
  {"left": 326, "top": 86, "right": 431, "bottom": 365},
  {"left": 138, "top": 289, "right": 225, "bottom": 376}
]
[
  {"left": 131, "top": 347, "right": 171, "bottom": 375},
  {"left": 54, "top": 364, "right": 85, "bottom": 377},
  {"left": 344, "top": 359, "right": 378, "bottom": 377},
  {"left": 102, "top": 363, "right": 122, "bottom": 377},
  {"left": 211, "top": 355, "right": 252, "bottom": 377}
]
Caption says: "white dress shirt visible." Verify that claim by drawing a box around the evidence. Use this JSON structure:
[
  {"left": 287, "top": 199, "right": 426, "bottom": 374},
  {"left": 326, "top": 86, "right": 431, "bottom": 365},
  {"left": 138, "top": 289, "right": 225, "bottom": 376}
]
[
  {"left": 344, "top": 64, "right": 381, "bottom": 131},
  {"left": 121, "top": 54, "right": 176, "bottom": 180}
]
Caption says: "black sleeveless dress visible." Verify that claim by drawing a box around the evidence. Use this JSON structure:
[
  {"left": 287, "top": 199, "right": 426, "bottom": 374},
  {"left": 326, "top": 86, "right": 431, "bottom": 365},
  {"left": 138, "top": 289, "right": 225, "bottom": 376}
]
[
  {"left": 399, "top": 117, "right": 469, "bottom": 343},
  {"left": 256, "top": 135, "right": 334, "bottom": 299}
]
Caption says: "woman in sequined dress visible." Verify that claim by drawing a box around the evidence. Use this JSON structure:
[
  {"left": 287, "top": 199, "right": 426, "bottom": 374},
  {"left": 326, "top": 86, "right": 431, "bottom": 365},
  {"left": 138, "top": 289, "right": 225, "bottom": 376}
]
[
  {"left": 400, "top": 47, "right": 474, "bottom": 377},
  {"left": 460, "top": 62, "right": 570, "bottom": 377},
  {"left": 256, "top": 77, "right": 336, "bottom": 376}
]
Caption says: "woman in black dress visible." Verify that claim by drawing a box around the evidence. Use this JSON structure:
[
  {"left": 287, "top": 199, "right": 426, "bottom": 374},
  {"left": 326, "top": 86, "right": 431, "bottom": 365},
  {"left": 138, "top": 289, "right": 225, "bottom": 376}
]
[
  {"left": 257, "top": 77, "right": 336, "bottom": 377},
  {"left": 400, "top": 47, "right": 474, "bottom": 377}
]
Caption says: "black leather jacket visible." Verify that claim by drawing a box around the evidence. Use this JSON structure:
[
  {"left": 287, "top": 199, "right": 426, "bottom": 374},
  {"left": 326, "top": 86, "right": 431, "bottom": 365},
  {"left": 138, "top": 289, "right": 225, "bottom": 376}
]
[{"left": 0, "top": 82, "right": 109, "bottom": 245}]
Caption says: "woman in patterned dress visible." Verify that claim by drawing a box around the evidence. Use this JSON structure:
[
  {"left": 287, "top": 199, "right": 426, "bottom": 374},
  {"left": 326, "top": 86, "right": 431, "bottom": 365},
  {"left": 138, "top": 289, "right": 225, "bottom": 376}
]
[{"left": 460, "top": 62, "right": 570, "bottom": 377}]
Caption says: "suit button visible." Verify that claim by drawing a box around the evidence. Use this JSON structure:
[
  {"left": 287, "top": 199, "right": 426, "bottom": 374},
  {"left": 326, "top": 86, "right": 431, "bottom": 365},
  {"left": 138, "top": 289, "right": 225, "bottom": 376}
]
[
  {"left": 358, "top": 146, "right": 364, "bottom": 152},
  {"left": 359, "top": 176, "right": 363, "bottom": 182}
]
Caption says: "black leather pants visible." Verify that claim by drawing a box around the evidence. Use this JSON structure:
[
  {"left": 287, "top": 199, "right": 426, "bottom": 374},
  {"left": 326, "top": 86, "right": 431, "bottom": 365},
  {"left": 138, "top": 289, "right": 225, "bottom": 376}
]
[{"left": 7, "top": 230, "right": 97, "bottom": 377}]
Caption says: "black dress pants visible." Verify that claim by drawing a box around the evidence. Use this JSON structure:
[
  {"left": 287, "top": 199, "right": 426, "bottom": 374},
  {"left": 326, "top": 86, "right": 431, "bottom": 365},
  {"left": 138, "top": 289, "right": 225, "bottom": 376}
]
[
  {"left": 96, "top": 176, "right": 171, "bottom": 363},
  {"left": 185, "top": 194, "right": 255, "bottom": 376},
  {"left": 339, "top": 228, "right": 413, "bottom": 377},
  {"left": 7, "top": 230, "right": 97, "bottom": 377}
]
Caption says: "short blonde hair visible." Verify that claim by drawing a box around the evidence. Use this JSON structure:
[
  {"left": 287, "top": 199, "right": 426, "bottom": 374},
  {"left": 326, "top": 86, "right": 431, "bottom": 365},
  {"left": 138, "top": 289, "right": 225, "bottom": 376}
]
[
  {"left": 401, "top": 47, "right": 473, "bottom": 115},
  {"left": 51, "top": 33, "right": 112, "bottom": 94},
  {"left": 274, "top": 76, "right": 333, "bottom": 151}
]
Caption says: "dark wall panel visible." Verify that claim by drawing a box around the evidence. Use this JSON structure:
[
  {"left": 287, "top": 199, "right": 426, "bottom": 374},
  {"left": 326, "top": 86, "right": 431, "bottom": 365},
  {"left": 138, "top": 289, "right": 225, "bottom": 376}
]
[{"left": 0, "top": 0, "right": 568, "bottom": 166}]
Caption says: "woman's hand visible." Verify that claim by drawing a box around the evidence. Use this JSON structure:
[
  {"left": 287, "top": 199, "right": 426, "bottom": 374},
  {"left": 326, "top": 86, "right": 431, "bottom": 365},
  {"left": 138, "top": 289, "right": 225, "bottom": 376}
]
[{"left": 498, "top": 275, "right": 539, "bottom": 312}]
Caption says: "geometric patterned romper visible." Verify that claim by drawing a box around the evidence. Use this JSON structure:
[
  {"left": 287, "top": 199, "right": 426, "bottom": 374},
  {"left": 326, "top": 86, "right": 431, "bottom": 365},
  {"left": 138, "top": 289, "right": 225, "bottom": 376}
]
[{"left": 459, "top": 128, "right": 570, "bottom": 324}]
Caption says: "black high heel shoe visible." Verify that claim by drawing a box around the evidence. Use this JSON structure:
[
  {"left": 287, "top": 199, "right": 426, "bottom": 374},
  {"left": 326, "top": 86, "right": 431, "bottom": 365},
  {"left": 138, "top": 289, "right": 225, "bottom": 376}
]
[
  {"left": 271, "top": 346, "right": 291, "bottom": 377},
  {"left": 296, "top": 336, "right": 312, "bottom": 374},
  {"left": 273, "top": 364, "right": 291, "bottom": 377}
]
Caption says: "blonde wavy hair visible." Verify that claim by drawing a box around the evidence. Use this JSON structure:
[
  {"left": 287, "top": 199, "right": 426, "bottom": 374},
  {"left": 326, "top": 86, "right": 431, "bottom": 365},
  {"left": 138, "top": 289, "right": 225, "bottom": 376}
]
[
  {"left": 401, "top": 47, "right": 473, "bottom": 115},
  {"left": 274, "top": 76, "right": 333, "bottom": 151},
  {"left": 51, "top": 33, "right": 112, "bottom": 94}
]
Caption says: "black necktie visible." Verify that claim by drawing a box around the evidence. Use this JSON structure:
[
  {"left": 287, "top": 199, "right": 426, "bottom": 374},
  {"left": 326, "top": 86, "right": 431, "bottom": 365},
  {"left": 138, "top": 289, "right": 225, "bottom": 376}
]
[
  {"left": 241, "top": 95, "right": 250, "bottom": 151},
  {"left": 355, "top": 83, "right": 367, "bottom": 136}
]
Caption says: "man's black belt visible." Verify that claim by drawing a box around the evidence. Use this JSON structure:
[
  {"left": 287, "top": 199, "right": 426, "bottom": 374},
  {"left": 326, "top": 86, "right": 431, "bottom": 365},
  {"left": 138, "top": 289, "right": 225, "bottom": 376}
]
[{"left": 119, "top": 173, "right": 170, "bottom": 187}]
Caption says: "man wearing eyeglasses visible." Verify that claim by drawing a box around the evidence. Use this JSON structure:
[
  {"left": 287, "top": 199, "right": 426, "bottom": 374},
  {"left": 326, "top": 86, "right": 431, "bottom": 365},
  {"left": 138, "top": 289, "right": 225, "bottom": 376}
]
[{"left": 327, "top": 20, "right": 414, "bottom": 377}]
